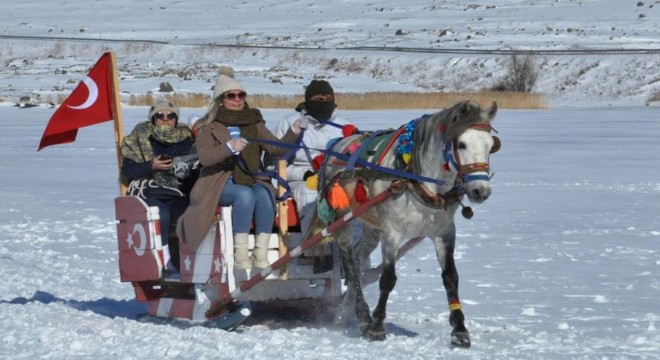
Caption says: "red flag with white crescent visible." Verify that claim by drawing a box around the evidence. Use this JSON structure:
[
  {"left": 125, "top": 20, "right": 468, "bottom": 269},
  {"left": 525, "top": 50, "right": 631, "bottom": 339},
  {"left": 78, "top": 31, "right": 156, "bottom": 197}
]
[{"left": 38, "top": 52, "right": 114, "bottom": 151}]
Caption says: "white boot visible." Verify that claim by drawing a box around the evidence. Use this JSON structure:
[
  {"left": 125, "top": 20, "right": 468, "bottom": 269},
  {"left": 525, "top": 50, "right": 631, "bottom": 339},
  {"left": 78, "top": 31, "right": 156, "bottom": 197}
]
[
  {"left": 251, "top": 233, "right": 271, "bottom": 269},
  {"left": 234, "top": 233, "right": 252, "bottom": 269}
]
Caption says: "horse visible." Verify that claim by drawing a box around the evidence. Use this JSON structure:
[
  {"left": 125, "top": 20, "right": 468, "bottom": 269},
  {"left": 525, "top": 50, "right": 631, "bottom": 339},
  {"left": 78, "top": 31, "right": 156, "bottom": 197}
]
[{"left": 314, "top": 100, "right": 500, "bottom": 347}]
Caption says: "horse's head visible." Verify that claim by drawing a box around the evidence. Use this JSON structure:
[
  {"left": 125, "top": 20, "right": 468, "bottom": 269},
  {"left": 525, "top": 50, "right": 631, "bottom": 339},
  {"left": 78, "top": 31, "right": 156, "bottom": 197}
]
[{"left": 443, "top": 101, "right": 500, "bottom": 204}]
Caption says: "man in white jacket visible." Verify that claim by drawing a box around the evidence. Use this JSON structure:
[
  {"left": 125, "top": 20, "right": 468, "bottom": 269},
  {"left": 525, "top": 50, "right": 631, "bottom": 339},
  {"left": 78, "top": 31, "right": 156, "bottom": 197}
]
[{"left": 272, "top": 79, "right": 353, "bottom": 272}]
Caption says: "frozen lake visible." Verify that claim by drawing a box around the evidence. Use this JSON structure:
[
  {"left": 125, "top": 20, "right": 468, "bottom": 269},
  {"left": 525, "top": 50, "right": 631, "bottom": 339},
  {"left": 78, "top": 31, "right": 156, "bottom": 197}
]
[{"left": 0, "top": 105, "right": 658, "bottom": 359}]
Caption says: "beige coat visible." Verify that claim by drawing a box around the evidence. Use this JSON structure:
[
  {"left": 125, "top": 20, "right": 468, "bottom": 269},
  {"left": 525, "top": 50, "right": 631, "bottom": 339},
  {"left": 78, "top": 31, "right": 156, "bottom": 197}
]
[{"left": 176, "top": 119, "right": 299, "bottom": 250}]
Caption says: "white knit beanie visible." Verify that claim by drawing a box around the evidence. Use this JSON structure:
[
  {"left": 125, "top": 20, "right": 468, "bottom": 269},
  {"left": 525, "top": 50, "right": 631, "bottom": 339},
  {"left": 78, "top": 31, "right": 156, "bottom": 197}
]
[{"left": 213, "top": 74, "right": 246, "bottom": 99}]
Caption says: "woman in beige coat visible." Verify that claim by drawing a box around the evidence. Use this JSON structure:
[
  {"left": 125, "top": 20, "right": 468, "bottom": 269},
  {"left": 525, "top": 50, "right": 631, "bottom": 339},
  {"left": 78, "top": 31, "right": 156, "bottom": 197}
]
[{"left": 177, "top": 73, "right": 307, "bottom": 269}]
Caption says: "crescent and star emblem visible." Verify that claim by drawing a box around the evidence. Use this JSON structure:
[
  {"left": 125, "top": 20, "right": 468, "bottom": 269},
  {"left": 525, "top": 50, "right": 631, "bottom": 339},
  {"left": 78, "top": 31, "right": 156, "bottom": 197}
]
[
  {"left": 125, "top": 223, "right": 147, "bottom": 256},
  {"left": 67, "top": 76, "right": 99, "bottom": 110}
]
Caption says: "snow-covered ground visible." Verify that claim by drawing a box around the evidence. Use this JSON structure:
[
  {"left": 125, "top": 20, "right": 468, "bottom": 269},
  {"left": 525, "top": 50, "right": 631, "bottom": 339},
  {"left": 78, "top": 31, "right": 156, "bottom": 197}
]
[
  {"left": 1, "top": 105, "right": 658, "bottom": 359},
  {"left": 1, "top": 1, "right": 659, "bottom": 358},
  {"left": 1, "top": 0, "right": 659, "bottom": 107}
]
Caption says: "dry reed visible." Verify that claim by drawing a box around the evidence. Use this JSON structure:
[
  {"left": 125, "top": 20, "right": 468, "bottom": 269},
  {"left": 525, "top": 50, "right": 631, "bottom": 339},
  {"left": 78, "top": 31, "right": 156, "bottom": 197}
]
[{"left": 52, "top": 91, "right": 546, "bottom": 110}]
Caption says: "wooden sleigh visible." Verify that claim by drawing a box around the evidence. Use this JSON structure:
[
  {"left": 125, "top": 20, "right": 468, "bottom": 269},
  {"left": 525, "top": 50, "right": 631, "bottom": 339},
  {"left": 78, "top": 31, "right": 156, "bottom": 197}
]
[{"left": 115, "top": 161, "right": 343, "bottom": 327}]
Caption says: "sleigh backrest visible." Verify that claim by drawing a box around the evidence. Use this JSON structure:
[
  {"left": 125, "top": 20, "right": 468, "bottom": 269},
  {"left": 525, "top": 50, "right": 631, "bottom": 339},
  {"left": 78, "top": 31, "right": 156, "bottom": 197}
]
[{"left": 115, "top": 196, "right": 164, "bottom": 281}]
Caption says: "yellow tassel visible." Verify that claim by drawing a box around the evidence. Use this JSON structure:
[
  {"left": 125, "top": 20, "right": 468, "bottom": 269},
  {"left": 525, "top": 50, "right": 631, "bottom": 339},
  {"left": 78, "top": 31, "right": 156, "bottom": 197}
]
[
  {"left": 305, "top": 174, "right": 319, "bottom": 190},
  {"left": 328, "top": 182, "right": 350, "bottom": 210},
  {"left": 402, "top": 153, "right": 411, "bottom": 164}
]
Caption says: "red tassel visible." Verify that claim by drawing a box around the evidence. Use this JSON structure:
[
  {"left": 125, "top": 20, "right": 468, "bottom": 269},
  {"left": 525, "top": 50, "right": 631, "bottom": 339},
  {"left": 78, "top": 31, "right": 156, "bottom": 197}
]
[
  {"left": 342, "top": 124, "right": 358, "bottom": 137},
  {"left": 443, "top": 163, "right": 450, "bottom": 171},
  {"left": 328, "top": 183, "right": 350, "bottom": 210},
  {"left": 355, "top": 180, "right": 368, "bottom": 204},
  {"left": 312, "top": 154, "right": 325, "bottom": 171}
]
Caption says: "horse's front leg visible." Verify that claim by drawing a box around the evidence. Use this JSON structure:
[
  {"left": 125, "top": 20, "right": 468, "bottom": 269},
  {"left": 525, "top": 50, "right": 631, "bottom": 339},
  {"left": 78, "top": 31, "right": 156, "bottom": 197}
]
[
  {"left": 366, "top": 236, "right": 398, "bottom": 341},
  {"left": 433, "top": 225, "right": 471, "bottom": 348}
]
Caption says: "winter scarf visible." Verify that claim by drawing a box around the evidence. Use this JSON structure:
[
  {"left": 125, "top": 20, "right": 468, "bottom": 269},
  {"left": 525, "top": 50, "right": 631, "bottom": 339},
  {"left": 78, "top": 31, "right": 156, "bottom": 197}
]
[
  {"left": 121, "top": 121, "right": 193, "bottom": 163},
  {"left": 213, "top": 107, "right": 263, "bottom": 186}
]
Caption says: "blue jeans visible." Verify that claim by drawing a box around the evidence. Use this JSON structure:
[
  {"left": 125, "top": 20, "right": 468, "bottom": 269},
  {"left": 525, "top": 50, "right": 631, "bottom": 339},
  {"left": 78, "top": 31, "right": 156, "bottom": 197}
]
[{"left": 218, "top": 179, "right": 275, "bottom": 234}]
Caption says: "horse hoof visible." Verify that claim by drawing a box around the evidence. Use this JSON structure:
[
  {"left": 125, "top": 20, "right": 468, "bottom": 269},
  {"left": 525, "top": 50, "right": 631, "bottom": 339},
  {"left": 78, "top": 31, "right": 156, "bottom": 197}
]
[
  {"left": 367, "top": 329, "right": 386, "bottom": 341},
  {"left": 450, "top": 330, "right": 471, "bottom": 348},
  {"left": 358, "top": 321, "right": 370, "bottom": 335}
]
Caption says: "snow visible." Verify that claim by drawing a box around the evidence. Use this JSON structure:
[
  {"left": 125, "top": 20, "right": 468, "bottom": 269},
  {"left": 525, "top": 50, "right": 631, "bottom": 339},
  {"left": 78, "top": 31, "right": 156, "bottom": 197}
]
[
  {"left": 2, "top": 105, "right": 659, "bottom": 359},
  {"left": 1, "top": 1, "right": 659, "bottom": 359},
  {"left": 1, "top": 0, "right": 659, "bottom": 107}
]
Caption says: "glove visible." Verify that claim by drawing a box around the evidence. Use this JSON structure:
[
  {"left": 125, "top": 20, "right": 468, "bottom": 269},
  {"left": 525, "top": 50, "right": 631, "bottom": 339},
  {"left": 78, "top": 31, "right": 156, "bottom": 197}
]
[{"left": 293, "top": 117, "right": 309, "bottom": 133}]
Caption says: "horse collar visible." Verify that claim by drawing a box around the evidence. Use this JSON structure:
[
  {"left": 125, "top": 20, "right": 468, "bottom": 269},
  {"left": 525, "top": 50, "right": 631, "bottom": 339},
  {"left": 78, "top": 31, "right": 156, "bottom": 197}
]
[{"left": 408, "top": 180, "right": 462, "bottom": 210}]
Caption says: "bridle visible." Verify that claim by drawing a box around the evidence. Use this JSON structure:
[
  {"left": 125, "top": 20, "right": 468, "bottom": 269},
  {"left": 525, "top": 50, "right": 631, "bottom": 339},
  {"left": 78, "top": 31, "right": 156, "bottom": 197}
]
[
  {"left": 409, "top": 122, "right": 500, "bottom": 212},
  {"left": 443, "top": 122, "right": 499, "bottom": 186}
]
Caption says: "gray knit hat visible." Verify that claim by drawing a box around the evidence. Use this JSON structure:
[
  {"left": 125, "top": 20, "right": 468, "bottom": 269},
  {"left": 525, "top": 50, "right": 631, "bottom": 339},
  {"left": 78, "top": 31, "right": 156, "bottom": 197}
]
[{"left": 148, "top": 100, "right": 180, "bottom": 123}]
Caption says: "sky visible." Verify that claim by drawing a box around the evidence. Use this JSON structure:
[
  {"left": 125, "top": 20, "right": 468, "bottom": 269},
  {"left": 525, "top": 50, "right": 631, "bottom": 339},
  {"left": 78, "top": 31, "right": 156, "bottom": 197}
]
[{"left": 1, "top": 1, "right": 659, "bottom": 359}]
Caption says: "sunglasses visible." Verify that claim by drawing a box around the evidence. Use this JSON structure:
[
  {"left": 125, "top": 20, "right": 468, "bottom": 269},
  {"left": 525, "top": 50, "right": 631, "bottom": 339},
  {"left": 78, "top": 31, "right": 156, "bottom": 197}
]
[
  {"left": 153, "top": 112, "right": 178, "bottom": 121},
  {"left": 223, "top": 91, "right": 247, "bottom": 100}
]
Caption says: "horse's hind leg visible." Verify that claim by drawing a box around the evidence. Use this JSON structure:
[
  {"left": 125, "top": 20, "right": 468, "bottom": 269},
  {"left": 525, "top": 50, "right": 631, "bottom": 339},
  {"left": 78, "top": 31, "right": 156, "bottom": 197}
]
[
  {"left": 433, "top": 225, "right": 471, "bottom": 348},
  {"left": 335, "top": 226, "right": 372, "bottom": 334},
  {"left": 355, "top": 226, "right": 381, "bottom": 276}
]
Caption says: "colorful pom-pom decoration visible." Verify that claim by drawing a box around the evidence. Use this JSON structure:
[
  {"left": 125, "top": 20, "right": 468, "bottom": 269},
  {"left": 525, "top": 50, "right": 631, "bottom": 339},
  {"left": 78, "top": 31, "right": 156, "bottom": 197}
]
[
  {"left": 312, "top": 154, "right": 325, "bottom": 171},
  {"left": 347, "top": 142, "right": 360, "bottom": 154},
  {"left": 317, "top": 199, "right": 335, "bottom": 224},
  {"left": 305, "top": 173, "right": 319, "bottom": 190},
  {"left": 328, "top": 182, "right": 350, "bottom": 210},
  {"left": 397, "top": 119, "right": 417, "bottom": 165},
  {"left": 354, "top": 180, "right": 368, "bottom": 204},
  {"left": 342, "top": 124, "right": 358, "bottom": 137}
]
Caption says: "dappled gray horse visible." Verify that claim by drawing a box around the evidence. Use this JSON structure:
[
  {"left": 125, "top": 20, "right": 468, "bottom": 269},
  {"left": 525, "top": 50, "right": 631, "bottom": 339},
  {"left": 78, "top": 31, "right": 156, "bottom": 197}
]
[{"left": 319, "top": 100, "right": 499, "bottom": 347}]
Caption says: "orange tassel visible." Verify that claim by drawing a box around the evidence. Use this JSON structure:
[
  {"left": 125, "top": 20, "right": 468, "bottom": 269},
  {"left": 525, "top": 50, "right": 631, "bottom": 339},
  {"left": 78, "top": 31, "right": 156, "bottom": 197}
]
[
  {"left": 328, "top": 182, "right": 350, "bottom": 210},
  {"left": 355, "top": 180, "right": 368, "bottom": 204}
]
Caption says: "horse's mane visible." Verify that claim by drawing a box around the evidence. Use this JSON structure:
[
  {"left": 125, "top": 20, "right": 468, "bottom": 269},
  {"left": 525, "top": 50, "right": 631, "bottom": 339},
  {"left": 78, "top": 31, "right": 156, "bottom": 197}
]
[{"left": 411, "top": 100, "right": 488, "bottom": 173}]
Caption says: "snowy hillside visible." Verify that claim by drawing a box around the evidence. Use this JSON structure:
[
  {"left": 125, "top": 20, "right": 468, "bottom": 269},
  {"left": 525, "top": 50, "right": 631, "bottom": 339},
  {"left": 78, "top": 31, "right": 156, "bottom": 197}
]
[{"left": 1, "top": 0, "right": 659, "bottom": 107}]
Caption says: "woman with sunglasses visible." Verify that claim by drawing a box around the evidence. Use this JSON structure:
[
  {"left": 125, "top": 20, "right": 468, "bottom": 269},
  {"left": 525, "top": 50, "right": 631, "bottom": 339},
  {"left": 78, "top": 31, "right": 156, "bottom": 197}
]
[
  {"left": 177, "top": 72, "right": 307, "bottom": 271},
  {"left": 121, "top": 100, "right": 197, "bottom": 277}
]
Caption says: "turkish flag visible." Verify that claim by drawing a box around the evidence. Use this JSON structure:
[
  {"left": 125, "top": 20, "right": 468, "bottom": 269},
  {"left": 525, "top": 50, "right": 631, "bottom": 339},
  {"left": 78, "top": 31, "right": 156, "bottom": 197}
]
[{"left": 38, "top": 52, "right": 115, "bottom": 151}]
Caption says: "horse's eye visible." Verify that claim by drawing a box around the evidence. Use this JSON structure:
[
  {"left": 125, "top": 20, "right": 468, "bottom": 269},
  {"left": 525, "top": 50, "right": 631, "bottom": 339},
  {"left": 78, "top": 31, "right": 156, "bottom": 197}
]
[{"left": 457, "top": 142, "right": 467, "bottom": 150}]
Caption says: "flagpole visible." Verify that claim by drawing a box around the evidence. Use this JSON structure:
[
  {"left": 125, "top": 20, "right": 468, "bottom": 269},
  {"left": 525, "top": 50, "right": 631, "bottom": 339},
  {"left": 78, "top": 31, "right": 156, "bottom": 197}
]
[{"left": 108, "top": 51, "right": 127, "bottom": 195}]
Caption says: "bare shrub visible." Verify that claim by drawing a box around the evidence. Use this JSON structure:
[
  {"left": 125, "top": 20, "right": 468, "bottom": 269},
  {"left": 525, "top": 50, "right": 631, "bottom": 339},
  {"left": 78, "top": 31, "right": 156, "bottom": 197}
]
[{"left": 494, "top": 50, "right": 539, "bottom": 93}]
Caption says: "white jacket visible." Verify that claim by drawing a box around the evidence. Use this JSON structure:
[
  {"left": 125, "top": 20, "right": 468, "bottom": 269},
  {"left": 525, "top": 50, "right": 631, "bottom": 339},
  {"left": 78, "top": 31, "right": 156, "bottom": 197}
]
[{"left": 273, "top": 110, "right": 352, "bottom": 181}]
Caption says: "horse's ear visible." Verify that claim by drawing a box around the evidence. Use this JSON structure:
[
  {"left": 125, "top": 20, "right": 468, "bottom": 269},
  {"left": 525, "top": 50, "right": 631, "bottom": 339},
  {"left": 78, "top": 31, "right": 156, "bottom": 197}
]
[
  {"left": 461, "top": 101, "right": 470, "bottom": 115},
  {"left": 488, "top": 101, "right": 498, "bottom": 119},
  {"left": 490, "top": 136, "right": 501, "bottom": 154}
]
